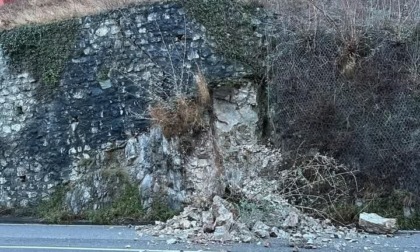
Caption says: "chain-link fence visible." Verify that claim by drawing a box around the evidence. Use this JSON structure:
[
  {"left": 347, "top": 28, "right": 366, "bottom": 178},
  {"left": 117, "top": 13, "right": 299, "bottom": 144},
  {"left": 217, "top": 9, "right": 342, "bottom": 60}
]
[{"left": 267, "top": 16, "right": 420, "bottom": 195}]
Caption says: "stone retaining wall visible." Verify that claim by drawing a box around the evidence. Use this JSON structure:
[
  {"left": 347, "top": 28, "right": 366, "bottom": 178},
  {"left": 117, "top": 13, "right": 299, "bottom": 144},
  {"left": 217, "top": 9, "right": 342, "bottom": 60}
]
[{"left": 0, "top": 1, "right": 255, "bottom": 211}]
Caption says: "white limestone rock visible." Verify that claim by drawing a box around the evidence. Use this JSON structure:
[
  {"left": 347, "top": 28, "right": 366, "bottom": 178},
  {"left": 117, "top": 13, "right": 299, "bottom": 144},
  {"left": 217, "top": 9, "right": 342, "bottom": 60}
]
[{"left": 359, "top": 212, "right": 398, "bottom": 234}]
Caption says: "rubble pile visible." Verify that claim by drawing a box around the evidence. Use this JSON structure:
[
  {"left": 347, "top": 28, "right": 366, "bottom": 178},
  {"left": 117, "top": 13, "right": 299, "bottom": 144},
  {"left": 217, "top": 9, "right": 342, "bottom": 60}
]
[{"left": 136, "top": 177, "right": 361, "bottom": 248}]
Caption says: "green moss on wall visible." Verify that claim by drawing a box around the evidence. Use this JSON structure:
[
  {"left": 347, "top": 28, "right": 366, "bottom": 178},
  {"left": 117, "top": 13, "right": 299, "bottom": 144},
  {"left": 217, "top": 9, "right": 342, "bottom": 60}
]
[
  {"left": 0, "top": 19, "right": 80, "bottom": 90},
  {"left": 182, "top": 0, "right": 264, "bottom": 75}
]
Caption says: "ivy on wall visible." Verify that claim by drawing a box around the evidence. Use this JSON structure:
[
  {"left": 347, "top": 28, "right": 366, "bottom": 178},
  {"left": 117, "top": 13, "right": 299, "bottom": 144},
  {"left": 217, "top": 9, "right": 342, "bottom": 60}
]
[{"left": 0, "top": 19, "right": 80, "bottom": 91}]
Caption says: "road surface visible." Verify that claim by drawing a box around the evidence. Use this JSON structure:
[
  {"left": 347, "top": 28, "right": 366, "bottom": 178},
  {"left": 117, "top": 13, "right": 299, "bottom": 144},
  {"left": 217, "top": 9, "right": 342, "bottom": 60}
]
[{"left": 0, "top": 224, "right": 420, "bottom": 251}]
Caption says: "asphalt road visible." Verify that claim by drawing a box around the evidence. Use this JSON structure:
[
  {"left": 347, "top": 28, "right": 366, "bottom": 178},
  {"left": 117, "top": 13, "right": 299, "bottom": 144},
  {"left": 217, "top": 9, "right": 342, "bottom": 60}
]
[{"left": 0, "top": 224, "right": 420, "bottom": 252}]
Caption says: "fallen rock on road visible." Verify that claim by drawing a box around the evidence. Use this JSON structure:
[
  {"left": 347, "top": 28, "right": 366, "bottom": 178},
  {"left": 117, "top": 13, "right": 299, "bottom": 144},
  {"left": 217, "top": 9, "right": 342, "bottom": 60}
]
[{"left": 359, "top": 212, "right": 398, "bottom": 234}]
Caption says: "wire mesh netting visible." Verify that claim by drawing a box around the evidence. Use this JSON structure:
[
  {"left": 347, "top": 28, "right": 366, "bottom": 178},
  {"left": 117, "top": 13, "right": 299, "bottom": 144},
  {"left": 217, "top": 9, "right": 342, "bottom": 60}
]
[{"left": 268, "top": 26, "right": 420, "bottom": 194}]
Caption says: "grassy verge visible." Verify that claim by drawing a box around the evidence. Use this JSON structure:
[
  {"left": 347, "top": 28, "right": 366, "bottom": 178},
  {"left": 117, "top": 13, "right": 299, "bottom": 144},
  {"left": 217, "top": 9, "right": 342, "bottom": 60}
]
[
  {"left": 35, "top": 182, "right": 176, "bottom": 225},
  {"left": 37, "top": 185, "right": 78, "bottom": 223}
]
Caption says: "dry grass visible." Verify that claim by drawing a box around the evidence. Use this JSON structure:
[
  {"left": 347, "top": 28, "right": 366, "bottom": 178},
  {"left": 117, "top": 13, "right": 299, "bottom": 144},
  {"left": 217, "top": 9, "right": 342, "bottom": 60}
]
[
  {"left": 149, "top": 98, "right": 204, "bottom": 138},
  {"left": 195, "top": 71, "right": 211, "bottom": 107},
  {"left": 149, "top": 72, "right": 210, "bottom": 138},
  {"left": 0, "top": 0, "right": 160, "bottom": 30},
  {"left": 246, "top": 0, "right": 420, "bottom": 42},
  {"left": 3, "top": 0, "right": 419, "bottom": 32}
]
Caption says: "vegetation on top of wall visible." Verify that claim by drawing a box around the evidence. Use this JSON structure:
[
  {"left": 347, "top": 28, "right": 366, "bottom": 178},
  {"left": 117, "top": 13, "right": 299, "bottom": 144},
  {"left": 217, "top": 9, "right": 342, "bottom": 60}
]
[
  {"left": 0, "top": 0, "right": 161, "bottom": 30},
  {"left": 0, "top": 19, "right": 79, "bottom": 92}
]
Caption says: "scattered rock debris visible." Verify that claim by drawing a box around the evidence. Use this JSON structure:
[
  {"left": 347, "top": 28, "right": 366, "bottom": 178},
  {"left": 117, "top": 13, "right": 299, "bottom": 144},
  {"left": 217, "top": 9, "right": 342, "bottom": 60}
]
[{"left": 136, "top": 177, "right": 367, "bottom": 249}]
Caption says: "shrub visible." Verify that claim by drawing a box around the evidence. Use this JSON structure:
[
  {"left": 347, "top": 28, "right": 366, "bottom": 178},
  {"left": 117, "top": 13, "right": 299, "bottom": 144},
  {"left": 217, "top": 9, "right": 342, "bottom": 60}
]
[
  {"left": 149, "top": 72, "right": 210, "bottom": 139},
  {"left": 258, "top": 152, "right": 359, "bottom": 225}
]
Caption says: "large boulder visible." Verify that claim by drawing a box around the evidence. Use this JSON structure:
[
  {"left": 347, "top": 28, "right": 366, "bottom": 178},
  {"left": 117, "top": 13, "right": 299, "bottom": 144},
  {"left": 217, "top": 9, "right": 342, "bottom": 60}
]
[{"left": 359, "top": 212, "right": 398, "bottom": 234}]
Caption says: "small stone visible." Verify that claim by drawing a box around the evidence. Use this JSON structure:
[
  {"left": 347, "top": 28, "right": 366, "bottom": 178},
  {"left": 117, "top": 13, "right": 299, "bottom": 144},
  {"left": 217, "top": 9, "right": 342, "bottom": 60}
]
[
  {"left": 147, "top": 13, "right": 157, "bottom": 21},
  {"left": 252, "top": 221, "right": 270, "bottom": 238},
  {"left": 292, "top": 233, "right": 303, "bottom": 238},
  {"left": 283, "top": 211, "right": 299, "bottom": 228},
  {"left": 303, "top": 233, "right": 316, "bottom": 240},
  {"left": 180, "top": 219, "right": 192, "bottom": 229},
  {"left": 289, "top": 236, "right": 305, "bottom": 248},
  {"left": 114, "top": 40, "right": 122, "bottom": 49},
  {"left": 239, "top": 233, "right": 253, "bottom": 243},
  {"left": 99, "top": 79, "right": 112, "bottom": 89},
  {"left": 275, "top": 229, "right": 290, "bottom": 239},
  {"left": 334, "top": 244, "right": 343, "bottom": 251},
  {"left": 110, "top": 25, "right": 121, "bottom": 34},
  {"left": 187, "top": 49, "right": 199, "bottom": 60},
  {"left": 2, "top": 126, "right": 11, "bottom": 134},
  {"left": 95, "top": 26, "right": 109, "bottom": 37},
  {"left": 203, "top": 223, "right": 214, "bottom": 233},
  {"left": 269, "top": 227, "right": 279, "bottom": 237},
  {"left": 213, "top": 226, "right": 232, "bottom": 241},
  {"left": 166, "top": 238, "right": 177, "bottom": 244},
  {"left": 304, "top": 244, "right": 317, "bottom": 249},
  {"left": 11, "top": 124, "right": 21, "bottom": 132}
]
